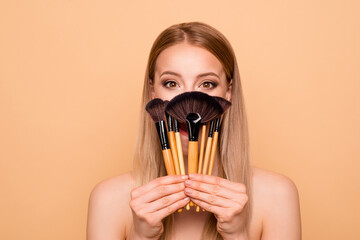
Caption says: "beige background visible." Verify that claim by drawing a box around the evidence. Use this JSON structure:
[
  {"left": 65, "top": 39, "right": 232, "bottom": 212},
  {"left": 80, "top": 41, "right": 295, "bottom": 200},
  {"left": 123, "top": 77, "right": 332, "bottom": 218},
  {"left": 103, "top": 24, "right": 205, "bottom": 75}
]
[{"left": 1, "top": 0, "right": 359, "bottom": 239}]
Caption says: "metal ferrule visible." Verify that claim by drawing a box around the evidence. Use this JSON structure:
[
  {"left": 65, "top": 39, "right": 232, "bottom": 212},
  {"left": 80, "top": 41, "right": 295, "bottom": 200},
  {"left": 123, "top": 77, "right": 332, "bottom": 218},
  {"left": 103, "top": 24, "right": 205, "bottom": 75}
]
[
  {"left": 186, "top": 113, "right": 202, "bottom": 141},
  {"left": 155, "top": 121, "right": 170, "bottom": 150}
]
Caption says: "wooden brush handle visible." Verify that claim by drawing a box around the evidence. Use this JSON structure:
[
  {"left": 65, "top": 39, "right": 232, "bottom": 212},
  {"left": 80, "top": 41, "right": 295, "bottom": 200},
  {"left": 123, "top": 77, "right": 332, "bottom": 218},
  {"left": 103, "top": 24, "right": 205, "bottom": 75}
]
[
  {"left": 208, "top": 132, "right": 219, "bottom": 175},
  {"left": 202, "top": 137, "right": 213, "bottom": 174},
  {"left": 197, "top": 124, "right": 207, "bottom": 173},
  {"left": 175, "top": 132, "right": 185, "bottom": 175},
  {"left": 168, "top": 131, "right": 180, "bottom": 175},
  {"left": 162, "top": 149, "right": 176, "bottom": 175},
  {"left": 188, "top": 141, "right": 198, "bottom": 174}
]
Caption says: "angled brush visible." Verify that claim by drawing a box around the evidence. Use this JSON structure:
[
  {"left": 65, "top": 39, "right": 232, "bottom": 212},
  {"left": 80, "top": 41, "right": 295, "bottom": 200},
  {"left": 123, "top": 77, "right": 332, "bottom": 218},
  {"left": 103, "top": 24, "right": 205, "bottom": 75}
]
[{"left": 145, "top": 98, "right": 176, "bottom": 175}]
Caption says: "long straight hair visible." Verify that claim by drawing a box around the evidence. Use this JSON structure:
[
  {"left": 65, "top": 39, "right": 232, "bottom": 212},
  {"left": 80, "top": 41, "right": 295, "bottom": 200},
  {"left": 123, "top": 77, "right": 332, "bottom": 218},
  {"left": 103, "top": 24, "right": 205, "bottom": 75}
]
[{"left": 132, "top": 22, "right": 252, "bottom": 240}]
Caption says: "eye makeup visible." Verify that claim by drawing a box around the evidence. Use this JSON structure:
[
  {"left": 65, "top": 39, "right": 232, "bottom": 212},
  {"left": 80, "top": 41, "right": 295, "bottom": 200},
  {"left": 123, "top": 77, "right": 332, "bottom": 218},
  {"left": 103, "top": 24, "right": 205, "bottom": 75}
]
[
  {"left": 200, "top": 81, "right": 218, "bottom": 89},
  {"left": 163, "top": 80, "right": 179, "bottom": 88}
]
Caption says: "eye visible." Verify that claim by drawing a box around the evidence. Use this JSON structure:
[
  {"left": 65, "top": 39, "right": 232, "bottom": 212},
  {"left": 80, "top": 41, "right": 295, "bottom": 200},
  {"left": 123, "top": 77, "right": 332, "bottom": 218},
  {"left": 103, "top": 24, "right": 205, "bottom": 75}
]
[
  {"left": 200, "top": 81, "right": 216, "bottom": 89},
  {"left": 164, "top": 81, "right": 179, "bottom": 88}
]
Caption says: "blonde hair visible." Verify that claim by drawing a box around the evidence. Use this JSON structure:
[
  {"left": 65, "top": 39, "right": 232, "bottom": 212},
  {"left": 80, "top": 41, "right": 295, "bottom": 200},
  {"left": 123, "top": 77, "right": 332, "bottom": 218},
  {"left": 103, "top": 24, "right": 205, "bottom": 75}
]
[{"left": 132, "top": 22, "right": 252, "bottom": 240}]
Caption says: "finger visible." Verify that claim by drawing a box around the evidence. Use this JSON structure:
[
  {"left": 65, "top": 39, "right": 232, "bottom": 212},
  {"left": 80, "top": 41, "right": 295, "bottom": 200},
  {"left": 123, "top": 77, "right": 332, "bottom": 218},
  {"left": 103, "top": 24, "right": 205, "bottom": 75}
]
[
  {"left": 152, "top": 197, "right": 190, "bottom": 220},
  {"left": 131, "top": 175, "right": 188, "bottom": 199},
  {"left": 188, "top": 174, "right": 246, "bottom": 193},
  {"left": 184, "top": 179, "right": 242, "bottom": 200},
  {"left": 184, "top": 187, "right": 233, "bottom": 208},
  {"left": 191, "top": 197, "right": 248, "bottom": 223},
  {"left": 190, "top": 198, "right": 227, "bottom": 218},
  {"left": 133, "top": 182, "right": 185, "bottom": 205},
  {"left": 147, "top": 191, "right": 188, "bottom": 212}
]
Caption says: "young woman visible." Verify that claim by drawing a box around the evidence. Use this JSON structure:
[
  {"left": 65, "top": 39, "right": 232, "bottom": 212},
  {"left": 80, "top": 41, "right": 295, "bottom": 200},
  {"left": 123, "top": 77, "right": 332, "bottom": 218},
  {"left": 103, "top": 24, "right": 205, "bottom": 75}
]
[{"left": 86, "top": 22, "right": 301, "bottom": 240}]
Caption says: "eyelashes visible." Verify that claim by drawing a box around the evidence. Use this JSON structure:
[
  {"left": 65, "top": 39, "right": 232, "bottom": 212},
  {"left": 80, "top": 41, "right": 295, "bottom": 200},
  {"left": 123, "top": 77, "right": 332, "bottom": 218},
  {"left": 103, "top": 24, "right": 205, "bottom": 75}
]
[
  {"left": 201, "top": 81, "right": 217, "bottom": 89},
  {"left": 163, "top": 80, "right": 179, "bottom": 88},
  {"left": 162, "top": 80, "right": 218, "bottom": 89}
]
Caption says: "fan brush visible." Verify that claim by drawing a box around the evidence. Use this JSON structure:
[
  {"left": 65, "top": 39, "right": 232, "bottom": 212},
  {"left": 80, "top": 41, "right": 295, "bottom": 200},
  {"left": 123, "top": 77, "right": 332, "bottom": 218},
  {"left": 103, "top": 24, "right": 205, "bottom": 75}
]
[
  {"left": 165, "top": 92, "right": 224, "bottom": 173},
  {"left": 166, "top": 92, "right": 224, "bottom": 209}
]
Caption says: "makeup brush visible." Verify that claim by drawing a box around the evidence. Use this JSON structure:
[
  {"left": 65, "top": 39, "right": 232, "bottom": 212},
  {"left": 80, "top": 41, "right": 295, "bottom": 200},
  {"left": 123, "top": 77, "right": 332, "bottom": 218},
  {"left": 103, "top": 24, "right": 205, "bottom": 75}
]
[
  {"left": 201, "top": 119, "right": 215, "bottom": 174},
  {"left": 207, "top": 97, "right": 231, "bottom": 175},
  {"left": 197, "top": 123, "right": 207, "bottom": 174},
  {"left": 199, "top": 97, "right": 231, "bottom": 212},
  {"left": 200, "top": 97, "right": 231, "bottom": 174},
  {"left": 214, "top": 96, "right": 232, "bottom": 112},
  {"left": 166, "top": 92, "right": 223, "bottom": 124},
  {"left": 208, "top": 117, "right": 220, "bottom": 175},
  {"left": 166, "top": 92, "right": 224, "bottom": 172},
  {"left": 166, "top": 113, "right": 181, "bottom": 175},
  {"left": 166, "top": 92, "right": 223, "bottom": 209},
  {"left": 186, "top": 112, "right": 202, "bottom": 175},
  {"left": 166, "top": 92, "right": 226, "bottom": 174},
  {"left": 145, "top": 98, "right": 176, "bottom": 175},
  {"left": 174, "top": 119, "right": 185, "bottom": 175}
]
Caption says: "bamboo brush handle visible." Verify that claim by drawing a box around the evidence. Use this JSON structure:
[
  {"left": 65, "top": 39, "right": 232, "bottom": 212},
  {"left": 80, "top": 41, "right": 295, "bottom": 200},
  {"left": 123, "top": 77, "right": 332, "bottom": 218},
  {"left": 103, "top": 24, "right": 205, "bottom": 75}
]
[
  {"left": 162, "top": 149, "right": 176, "bottom": 175},
  {"left": 168, "top": 131, "right": 180, "bottom": 175},
  {"left": 202, "top": 137, "right": 213, "bottom": 174},
  {"left": 175, "top": 132, "right": 185, "bottom": 175},
  {"left": 197, "top": 124, "right": 207, "bottom": 173},
  {"left": 208, "top": 131, "right": 219, "bottom": 175},
  {"left": 188, "top": 141, "right": 198, "bottom": 174}
]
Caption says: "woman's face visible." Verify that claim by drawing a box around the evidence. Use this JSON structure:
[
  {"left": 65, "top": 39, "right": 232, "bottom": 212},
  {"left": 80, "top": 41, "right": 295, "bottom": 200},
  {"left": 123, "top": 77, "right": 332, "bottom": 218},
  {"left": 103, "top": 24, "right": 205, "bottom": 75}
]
[
  {"left": 151, "top": 42, "right": 232, "bottom": 157},
  {"left": 151, "top": 42, "right": 231, "bottom": 101}
]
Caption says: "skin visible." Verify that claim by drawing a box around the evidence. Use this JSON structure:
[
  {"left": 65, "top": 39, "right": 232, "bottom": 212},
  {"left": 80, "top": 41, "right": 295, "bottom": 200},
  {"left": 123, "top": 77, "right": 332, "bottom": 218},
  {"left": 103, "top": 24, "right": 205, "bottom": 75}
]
[{"left": 86, "top": 43, "right": 302, "bottom": 240}]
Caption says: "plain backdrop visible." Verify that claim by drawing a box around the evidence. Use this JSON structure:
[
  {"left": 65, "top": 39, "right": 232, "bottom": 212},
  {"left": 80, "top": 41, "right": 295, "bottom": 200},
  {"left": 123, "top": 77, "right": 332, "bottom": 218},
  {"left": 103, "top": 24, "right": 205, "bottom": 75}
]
[{"left": 1, "top": 0, "right": 359, "bottom": 239}]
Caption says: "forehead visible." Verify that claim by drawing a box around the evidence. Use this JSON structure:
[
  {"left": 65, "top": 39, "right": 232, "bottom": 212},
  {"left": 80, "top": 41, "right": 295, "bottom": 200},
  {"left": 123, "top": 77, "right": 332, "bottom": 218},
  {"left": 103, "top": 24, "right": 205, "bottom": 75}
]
[{"left": 154, "top": 43, "right": 225, "bottom": 77}]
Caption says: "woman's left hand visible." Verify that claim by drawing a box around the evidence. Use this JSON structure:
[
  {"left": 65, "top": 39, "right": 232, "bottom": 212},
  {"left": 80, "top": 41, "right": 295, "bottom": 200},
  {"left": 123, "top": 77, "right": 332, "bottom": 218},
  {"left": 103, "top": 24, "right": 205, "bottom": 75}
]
[{"left": 184, "top": 174, "right": 249, "bottom": 240}]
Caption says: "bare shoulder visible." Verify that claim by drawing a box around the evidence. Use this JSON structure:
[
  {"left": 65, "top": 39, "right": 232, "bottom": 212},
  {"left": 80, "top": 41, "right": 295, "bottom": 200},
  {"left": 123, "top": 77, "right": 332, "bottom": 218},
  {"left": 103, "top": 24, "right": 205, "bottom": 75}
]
[
  {"left": 87, "top": 172, "right": 134, "bottom": 240},
  {"left": 252, "top": 167, "right": 299, "bottom": 198},
  {"left": 90, "top": 172, "right": 134, "bottom": 202},
  {"left": 252, "top": 167, "right": 301, "bottom": 240}
]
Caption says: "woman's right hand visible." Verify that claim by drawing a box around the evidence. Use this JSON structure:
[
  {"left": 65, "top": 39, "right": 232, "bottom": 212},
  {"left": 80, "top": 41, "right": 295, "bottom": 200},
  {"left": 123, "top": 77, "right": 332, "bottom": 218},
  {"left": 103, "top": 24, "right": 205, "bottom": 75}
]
[{"left": 129, "top": 175, "right": 190, "bottom": 240}]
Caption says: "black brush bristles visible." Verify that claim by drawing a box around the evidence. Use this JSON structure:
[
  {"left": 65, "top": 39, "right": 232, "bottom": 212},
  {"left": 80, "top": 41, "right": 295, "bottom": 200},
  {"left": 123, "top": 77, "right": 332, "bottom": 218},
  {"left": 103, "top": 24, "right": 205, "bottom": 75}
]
[
  {"left": 214, "top": 97, "right": 232, "bottom": 112},
  {"left": 145, "top": 98, "right": 167, "bottom": 122},
  {"left": 165, "top": 92, "right": 223, "bottom": 123}
]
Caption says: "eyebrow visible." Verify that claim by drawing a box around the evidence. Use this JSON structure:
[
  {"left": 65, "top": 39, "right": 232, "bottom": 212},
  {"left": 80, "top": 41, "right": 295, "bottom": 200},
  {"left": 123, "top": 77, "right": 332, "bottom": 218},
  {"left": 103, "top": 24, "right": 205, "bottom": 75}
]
[{"left": 160, "top": 71, "right": 220, "bottom": 79}]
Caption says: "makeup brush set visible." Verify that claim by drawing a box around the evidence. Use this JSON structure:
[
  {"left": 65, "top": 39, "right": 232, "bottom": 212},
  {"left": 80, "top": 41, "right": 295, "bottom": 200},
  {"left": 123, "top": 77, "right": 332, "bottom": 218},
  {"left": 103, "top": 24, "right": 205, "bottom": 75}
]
[{"left": 145, "top": 91, "right": 231, "bottom": 211}]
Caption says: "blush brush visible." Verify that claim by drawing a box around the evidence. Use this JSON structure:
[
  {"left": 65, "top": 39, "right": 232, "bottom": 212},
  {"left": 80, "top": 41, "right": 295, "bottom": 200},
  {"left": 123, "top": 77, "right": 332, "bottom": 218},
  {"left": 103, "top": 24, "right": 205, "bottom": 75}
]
[{"left": 145, "top": 98, "right": 176, "bottom": 175}]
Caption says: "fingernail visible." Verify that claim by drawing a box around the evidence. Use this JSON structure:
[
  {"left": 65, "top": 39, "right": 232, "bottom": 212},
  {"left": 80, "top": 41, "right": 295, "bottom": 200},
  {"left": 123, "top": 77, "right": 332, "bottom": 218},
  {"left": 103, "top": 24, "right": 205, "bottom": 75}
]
[
  {"left": 189, "top": 173, "right": 196, "bottom": 178},
  {"left": 185, "top": 180, "right": 192, "bottom": 186},
  {"left": 181, "top": 175, "right": 188, "bottom": 180},
  {"left": 184, "top": 197, "right": 190, "bottom": 201}
]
